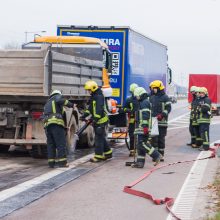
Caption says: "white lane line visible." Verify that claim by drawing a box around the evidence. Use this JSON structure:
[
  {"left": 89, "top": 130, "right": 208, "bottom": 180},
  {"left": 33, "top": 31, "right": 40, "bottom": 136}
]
[
  {"left": 168, "top": 112, "right": 190, "bottom": 123},
  {"left": 0, "top": 153, "right": 94, "bottom": 202},
  {"left": 166, "top": 141, "right": 217, "bottom": 220},
  {"left": 170, "top": 121, "right": 189, "bottom": 124},
  {"left": 168, "top": 126, "right": 188, "bottom": 130}
]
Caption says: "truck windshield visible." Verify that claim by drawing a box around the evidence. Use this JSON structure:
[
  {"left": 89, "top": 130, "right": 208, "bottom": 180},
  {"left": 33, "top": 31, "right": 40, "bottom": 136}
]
[
  {"left": 23, "top": 42, "right": 103, "bottom": 61},
  {"left": 51, "top": 44, "right": 103, "bottom": 61}
]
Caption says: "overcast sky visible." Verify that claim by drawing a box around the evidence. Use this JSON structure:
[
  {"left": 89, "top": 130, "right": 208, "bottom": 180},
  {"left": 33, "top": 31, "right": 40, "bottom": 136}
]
[{"left": 1, "top": 0, "right": 220, "bottom": 86}]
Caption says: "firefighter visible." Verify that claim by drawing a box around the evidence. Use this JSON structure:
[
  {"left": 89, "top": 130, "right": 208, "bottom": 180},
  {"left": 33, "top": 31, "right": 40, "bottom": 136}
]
[
  {"left": 187, "top": 86, "right": 198, "bottom": 146},
  {"left": 119, "top": 83, "right": 139, "bottom": 156},
  {"left": 149, "top": 80, "right": 171, "bottom": 161},
  {"left": 44, "top": 90, "right": 74, "bottom": 168},
  {"left": 191, "top": 87, "right": 203, "bottom": 148},
  {"left": 82, "top": 80, "right": 112, "bottom": 162},
  {"left": 131, "top": 87, "right": 162, "bottom": 168},
  {"left": 197, "top": 87, "right": 211, "bottom": 151}
]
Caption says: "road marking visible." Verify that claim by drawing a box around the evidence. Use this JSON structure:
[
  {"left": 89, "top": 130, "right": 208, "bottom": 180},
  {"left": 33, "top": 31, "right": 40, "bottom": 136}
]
[
  {"left": 166, "top": 141, "right": 217, "bottom": 220},
  {"left": 168, "top": 126, "right": 188, "bottom": 130},
  {"left": 0, "top": 164, "right": 28, "bottom": 171},
  {"left": 0, "top": 153, "right": 94, "bottom": 202},
  {"left": 168, "top": 112, "right": 190, "bottom": 123}
]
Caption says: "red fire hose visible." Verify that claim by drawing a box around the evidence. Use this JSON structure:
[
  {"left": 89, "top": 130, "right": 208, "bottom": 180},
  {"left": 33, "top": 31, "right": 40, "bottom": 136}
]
[{"left": 123, "top": 147, "right": 216, "bottom": 220}]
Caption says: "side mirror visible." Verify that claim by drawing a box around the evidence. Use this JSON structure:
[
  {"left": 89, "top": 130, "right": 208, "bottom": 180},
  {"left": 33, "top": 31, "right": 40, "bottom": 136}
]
[
  {"left": 107, "top": 50, "right": 112, "bottom": 74},
  {"left": 168, "top": 67, "right": 172, "bottom": 84}
]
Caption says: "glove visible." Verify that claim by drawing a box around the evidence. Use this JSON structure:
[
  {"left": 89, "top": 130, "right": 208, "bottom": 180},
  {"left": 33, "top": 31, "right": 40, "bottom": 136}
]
[
  {"left": 143, "top": 127, "right": 149, "bottom": 135},
  {"left": 157, "top": 114, "right": 163, "bottom": 121}
]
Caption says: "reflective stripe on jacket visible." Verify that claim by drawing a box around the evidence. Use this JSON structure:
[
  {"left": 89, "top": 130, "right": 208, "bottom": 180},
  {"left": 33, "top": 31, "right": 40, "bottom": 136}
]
[
  {"left": 197, "top": 96, "right": 211, "bottom": 124},
  {"left": 83, "top": 88, "right": 108, "bottom": 125},
  {"left": 150, "top": 90, "right": 171, "bottom": 127},
  {"left": 44, "top": 94, "right": 73, "bottom": 127},
  {"left": 136, "top": 94, "right": 151, "bottom": 129}
]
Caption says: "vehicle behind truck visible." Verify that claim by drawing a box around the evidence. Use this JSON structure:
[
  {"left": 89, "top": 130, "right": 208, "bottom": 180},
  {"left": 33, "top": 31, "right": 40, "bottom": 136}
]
[
  {"left": 188, "top": 73, "right": 220, "bottom": 115},
  {"left": 0, "top": 36, "right": 112, "bottom": 157}
]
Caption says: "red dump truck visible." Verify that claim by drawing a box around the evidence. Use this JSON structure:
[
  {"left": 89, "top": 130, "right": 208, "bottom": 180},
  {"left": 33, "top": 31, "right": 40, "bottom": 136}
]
[{"left": 188, "top": 74, "right": 220, "bottom": 115}]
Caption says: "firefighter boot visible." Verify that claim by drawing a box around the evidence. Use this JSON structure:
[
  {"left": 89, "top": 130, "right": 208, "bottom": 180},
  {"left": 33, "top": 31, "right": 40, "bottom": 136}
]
[
  {"left": 131, "top": 158, "right": 145, "bottom": 168},
  {"left": 151, "top": 150, "right": 162, "bottom": 166},
  {"left": 58, "top": 158, "right": 69, "bottom": 168},
  {"left": 90, "top": 155, "right": 106, "bottom": 163},
  {"left": 192, "top": 144, "right": 199, "bottom": 148},
  {"left": 104, "top": 149, "right": 113, "bottom": 160}
]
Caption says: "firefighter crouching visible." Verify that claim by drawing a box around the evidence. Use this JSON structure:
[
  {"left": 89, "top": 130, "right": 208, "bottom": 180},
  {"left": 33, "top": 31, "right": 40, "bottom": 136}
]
[
  {"left": 197, "top": 87, "right": 211, "bottom": 151},
  {"left": 119, "top": 83, "right": 139, "bottom": 157},
  {"left": 187, "top": 86, "right": 198, "bottom": 147},
  {"left": 149, "top": 80, "right": 171, "bottom": 161},
  {"left": 131, "top": 87, "right": 162, "bottom": 168},
  {"left": 43, "top": 90, "right": 74, "bottom": 168},
  {"left": 81, "top": 80, "right": 112, "bottom": 162}
]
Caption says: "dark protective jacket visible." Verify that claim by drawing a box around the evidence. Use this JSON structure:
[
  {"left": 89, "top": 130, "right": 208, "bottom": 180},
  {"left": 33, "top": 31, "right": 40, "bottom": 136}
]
[
  {"left": 122, "top": 95, "right": 139, "bottom": 124},
  {"left": 83, "top": 88, "right": 108, "bottom": 125},
  {"left": 197, "top": 95, "right": 211, "bottom": 124},
  {"left": 135, "top": 93, "right": 151, "bottom": 134},
  {"left": 44, "top": 94, "right": 73, "bottom": 127},
  {"left": 150, "top": 90, "right": 171, "bottom": 127},
  {"left": 190, "top": 95, "right": 200, "bottom": 125}
]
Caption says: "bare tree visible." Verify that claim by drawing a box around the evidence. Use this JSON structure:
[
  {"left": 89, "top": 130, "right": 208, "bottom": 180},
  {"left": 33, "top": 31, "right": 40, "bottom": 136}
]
[{"left": 3, "top": 41, "right": 21, "bottom": 49}]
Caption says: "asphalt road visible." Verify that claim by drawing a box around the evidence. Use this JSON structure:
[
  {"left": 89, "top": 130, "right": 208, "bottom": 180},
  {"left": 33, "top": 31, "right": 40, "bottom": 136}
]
[{"left": 1, "top": 99, "right": 220, "bottom": 220}]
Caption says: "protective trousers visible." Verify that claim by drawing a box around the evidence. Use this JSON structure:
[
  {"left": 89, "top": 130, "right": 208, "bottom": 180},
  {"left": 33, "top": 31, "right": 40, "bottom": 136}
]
[
  {"left": 94, "top": 124, "right": 112, "bottom": 159},
  {"left": 151, "top": 126, "right": 167, "bottom": 156},
  {"left": 199, "top": 123, "right": 210, "bottom": 150},
  {"left": 128, "top": 123, "right": 135, "bottom": 151},
  {"left": 136, "top": 134, "right": 160, "bottom": 164},
  {"left": 45, "top": 124, "right": 68, "bottom": 167},
  {"left": 193, "top": 125, "right": 203, "bottom": 147},
  {"left": 189, "top": 119, "right": 196, "bottom": 144}
]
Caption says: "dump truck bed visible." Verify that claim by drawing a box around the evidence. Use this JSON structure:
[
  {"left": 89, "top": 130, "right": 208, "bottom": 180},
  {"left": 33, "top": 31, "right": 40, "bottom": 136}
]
[{"left": 0, "top": 47, "right": 103, "bottom": 100}]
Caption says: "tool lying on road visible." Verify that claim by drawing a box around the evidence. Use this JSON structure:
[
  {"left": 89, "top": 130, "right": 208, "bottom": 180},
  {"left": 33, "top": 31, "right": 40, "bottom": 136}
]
[
  {"left": 123, "top": 147, "right": 216, "bottom": 220},
  {"left": 69, "top": 119, "right": 93, "bottom": 154}
]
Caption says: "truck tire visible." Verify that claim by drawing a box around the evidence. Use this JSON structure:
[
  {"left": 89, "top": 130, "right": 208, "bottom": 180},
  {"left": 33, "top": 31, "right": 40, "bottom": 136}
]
[
  {"left": 86, "top": 125, "right": 95, "bottom": 148},
  {"left": 67, "top": 116, "right": 78, "bottom": 152},
  {"left": 78, "top": 124, "right": 95, "bottom": 148},
  {"left": 29, "top": 145, "right": 48, "bottom": 158},
  {"left": 217, "top": 108, "right": 220, "bottom": 116},
  {"left": 0, "top": 145, "right": 10, "bottom": 153},
  {"left": 0, "top": 129, "right": 14, "bottom": 152}
]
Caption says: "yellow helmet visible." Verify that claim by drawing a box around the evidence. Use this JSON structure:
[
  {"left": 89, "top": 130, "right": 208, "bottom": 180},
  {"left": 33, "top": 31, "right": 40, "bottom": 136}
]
[
  {"left": 84, "top": 80, "right": 98, "bottom": 92},
  {"left": 199, "top": 87, "right": 208, "bottom": 95},
  {"left": 150, "top": 80, "right": 165, "bottom": 90},
  {"left": 129, "top": 83, "right": 138, "bottom": 93},
  {"left": 190, "top": 86, "right": 197, "bottom": 92}
]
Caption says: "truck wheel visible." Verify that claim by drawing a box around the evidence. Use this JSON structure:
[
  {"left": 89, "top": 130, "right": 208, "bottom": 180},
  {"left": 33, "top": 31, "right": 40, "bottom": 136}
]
[
  {"left": 217, "top": 108, "right": 220, "bottom": 116},
  {"left": 0, "top": 145, "right": 10, "bottom": 153},
  {"left": 67, "top": 116, "right": 78, "bottom": 152},
  {"left": 78, "top": 124, "right": 95, "bottom": 148},
  {"left": 86, "top": 125, "right": 95, "bottom": 148},
  {"left": 29, "top": 145, "right": 47, "bottom": 158}
]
